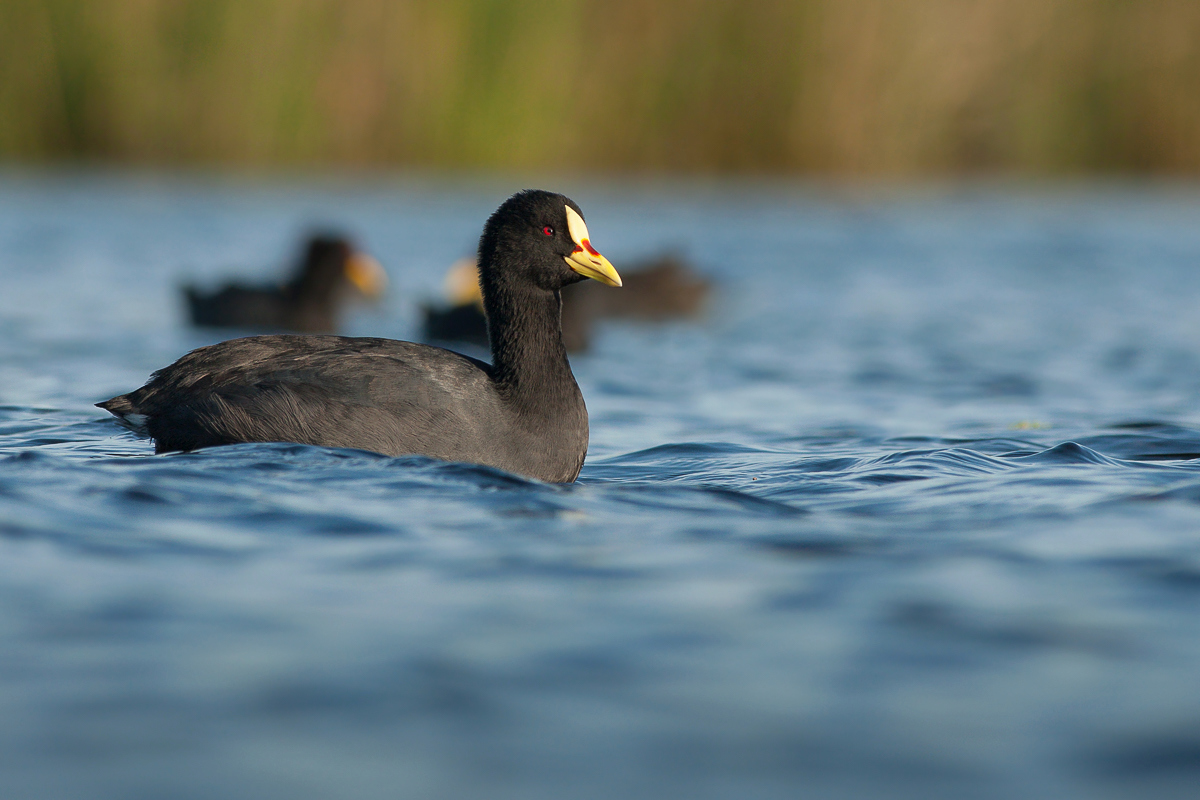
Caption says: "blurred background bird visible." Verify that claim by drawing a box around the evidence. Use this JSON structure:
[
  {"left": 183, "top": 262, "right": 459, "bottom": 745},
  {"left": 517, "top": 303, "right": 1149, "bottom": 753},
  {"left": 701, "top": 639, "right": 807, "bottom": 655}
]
[
  {"left": 422, "top": 254, "right": 711, "bottom": 352},
  {"left": 184, "top": 234, "right": 387, "bottom": 333}
]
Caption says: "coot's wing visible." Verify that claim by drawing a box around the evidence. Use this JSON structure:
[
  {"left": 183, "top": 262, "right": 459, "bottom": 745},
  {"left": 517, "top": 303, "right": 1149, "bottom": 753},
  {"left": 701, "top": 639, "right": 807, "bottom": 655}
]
[{"left": 105, "top": 336, "right": 499, "bottom": 458}]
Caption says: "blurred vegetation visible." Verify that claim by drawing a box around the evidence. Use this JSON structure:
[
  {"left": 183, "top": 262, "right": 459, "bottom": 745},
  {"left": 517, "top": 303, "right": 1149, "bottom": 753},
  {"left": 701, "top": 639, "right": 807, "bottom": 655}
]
[{"left": 1, "top": 0, "right": 1198, "bottom": 174}]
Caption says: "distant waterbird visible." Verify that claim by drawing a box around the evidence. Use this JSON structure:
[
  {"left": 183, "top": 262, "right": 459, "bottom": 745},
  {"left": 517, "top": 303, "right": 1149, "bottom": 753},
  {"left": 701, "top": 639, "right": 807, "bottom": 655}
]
[
  {"left": 184, "top": 234, "right": 387, "bottom": 333},
  {"left": 422, "top": 254, "right": 710, "bottom": 352},
  {"left": 100, "top": 190, "right": 621, "bottom": 483}
]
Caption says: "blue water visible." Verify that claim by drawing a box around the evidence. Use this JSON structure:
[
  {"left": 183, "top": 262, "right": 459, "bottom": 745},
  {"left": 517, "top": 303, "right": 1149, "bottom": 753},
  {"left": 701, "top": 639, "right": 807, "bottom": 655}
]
[{"left": 3, "top": 173, "right": 1200, "bottom": 799}]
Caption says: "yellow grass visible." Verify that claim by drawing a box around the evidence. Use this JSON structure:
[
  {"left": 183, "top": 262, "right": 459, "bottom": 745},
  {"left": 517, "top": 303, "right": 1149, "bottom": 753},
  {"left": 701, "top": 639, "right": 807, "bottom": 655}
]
[{"left": 1, "top": 0, "right": 1198, "bottom": 173}]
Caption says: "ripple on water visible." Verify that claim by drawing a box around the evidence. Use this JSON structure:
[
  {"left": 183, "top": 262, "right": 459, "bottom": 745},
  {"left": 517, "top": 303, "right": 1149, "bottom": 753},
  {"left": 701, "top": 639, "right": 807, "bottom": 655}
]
[{"left": 4, "top": 184, "right": 1200, "bottom": 800}]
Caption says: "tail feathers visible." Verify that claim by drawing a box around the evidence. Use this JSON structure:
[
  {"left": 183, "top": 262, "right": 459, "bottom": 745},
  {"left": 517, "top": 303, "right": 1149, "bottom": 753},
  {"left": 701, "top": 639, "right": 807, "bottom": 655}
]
[
  {"left": 97, "top": 395, "right": 151, "bottom": 437},
  {"left": 96, "top": 395, "right": 132, "bottom": 414}
]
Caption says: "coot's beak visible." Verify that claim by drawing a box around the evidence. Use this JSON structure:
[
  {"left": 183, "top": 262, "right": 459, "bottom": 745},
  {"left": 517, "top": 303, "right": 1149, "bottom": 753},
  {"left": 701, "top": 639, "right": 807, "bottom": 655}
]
[
  {"left": 344, "top": 252, "right": 388, "bottom": 298},
  {"left": 445, "top": 257, "right": 484, "bottom": 307},
  {"left": 564, "top": 206, "right": 622, "bottom": 287}
]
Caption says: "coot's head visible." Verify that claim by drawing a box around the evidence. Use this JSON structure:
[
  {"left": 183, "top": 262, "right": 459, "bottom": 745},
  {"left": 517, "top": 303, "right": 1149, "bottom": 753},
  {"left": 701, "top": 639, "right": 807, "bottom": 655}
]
[
  {"left": 297, "top": 234, "right": 388, "bottom": 299},
  {"left": 479, "top": 190, "right": 622, "bottom": 292}
]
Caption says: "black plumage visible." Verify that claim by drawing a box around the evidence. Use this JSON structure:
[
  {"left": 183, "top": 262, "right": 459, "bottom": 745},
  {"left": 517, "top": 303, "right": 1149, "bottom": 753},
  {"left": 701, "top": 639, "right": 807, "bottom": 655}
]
[
  {"left": 99, "top": 190, "right": 621, "bottom": 483},
  {"left": 184, "top": 234, "right": 386, "bottom": 333}
]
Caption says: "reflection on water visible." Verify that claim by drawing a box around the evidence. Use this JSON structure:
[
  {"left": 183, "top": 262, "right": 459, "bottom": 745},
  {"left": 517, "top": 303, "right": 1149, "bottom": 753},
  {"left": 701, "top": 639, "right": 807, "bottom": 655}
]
[{"left": 2, "top": 175, "right": 1200, "bottom": 799}]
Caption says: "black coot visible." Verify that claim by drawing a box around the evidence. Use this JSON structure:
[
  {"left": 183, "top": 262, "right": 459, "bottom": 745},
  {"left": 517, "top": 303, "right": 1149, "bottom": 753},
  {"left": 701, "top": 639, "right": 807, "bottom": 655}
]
[
  {"left": 185, "top": 234, "right": 387, "bottom": 333},
  {"left": 100, "top": 191, "right": 621, "bottom": 484},
  {"left": 422, "top": 254, "right": 709, "bottom": 352}
]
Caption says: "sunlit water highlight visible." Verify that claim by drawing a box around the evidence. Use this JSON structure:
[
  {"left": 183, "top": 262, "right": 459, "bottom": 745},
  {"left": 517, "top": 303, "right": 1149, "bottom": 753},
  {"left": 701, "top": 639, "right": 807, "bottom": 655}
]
[{"left": 2, "top": 174, "right": 1200, "bottom": 799}]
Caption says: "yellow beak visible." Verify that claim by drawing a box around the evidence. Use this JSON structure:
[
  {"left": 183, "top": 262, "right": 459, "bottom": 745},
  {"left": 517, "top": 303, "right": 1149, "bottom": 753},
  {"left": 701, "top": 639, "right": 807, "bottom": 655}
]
[
  {"left": 563, "top": 206, "right": 622, "bottom": 287},
  {"left": 344, "top": 252, "right": 388, "bottom": 298},
  {"left": 445, "top": 257, "right": 485, "bottom": 307}
]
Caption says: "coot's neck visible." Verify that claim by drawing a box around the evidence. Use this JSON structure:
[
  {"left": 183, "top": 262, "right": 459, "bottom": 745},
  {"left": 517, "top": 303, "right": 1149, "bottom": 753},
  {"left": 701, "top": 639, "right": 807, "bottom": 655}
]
[{"left": 481, "top": 272, "right": 579, "bottom": 412}]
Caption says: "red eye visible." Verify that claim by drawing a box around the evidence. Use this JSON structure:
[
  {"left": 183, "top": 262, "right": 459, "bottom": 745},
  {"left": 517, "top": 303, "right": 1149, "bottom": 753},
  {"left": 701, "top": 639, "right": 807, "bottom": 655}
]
[{"left": 542, "top": 226, "right": 554, "bottom": 236}]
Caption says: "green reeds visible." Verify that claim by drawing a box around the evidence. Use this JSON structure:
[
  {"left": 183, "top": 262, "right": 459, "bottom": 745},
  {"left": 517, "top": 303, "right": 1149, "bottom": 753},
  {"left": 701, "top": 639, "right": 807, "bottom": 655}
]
[{"left": 1, "top": 0, "right": 1198, "bottom": 173}]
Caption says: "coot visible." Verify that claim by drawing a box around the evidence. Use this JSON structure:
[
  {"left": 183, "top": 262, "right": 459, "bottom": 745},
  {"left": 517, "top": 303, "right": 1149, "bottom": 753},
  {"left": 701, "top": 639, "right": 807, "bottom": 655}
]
[
  {"left": 100, "top": 191, "right": 621, "bottom": 483},
  {"left": 421, "top": 254, "right": 709, "bottom": 352},
  {"left": 185, "top": 234, "right": 387, "bottom": 333}
]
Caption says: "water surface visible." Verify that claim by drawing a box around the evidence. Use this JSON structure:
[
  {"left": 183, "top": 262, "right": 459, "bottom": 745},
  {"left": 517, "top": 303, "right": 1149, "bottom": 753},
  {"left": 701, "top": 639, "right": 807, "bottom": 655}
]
[{"left": 3, "top": 173, "right": 1200, "bottom": 799}]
